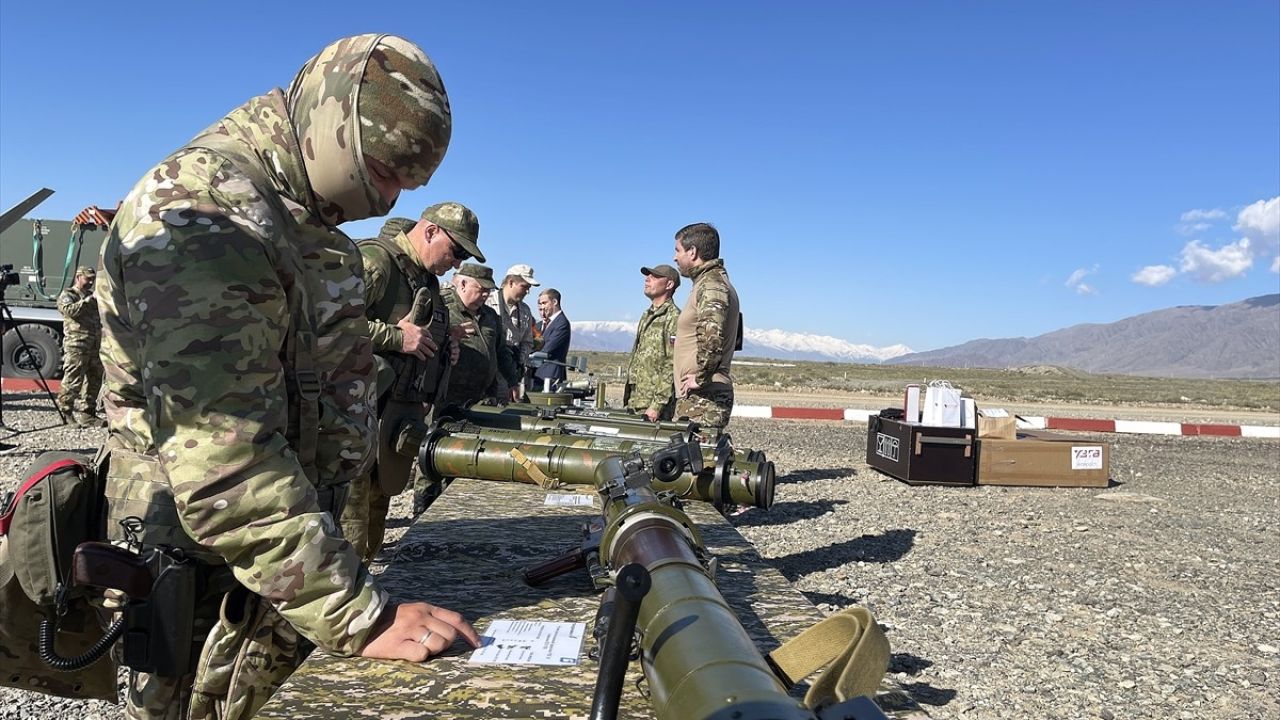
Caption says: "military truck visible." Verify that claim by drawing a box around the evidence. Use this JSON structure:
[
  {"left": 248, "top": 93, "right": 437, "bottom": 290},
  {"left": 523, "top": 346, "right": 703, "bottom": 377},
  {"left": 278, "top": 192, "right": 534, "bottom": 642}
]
[{"left": 1, "top": 189, "right": 111, "bottom": 378}]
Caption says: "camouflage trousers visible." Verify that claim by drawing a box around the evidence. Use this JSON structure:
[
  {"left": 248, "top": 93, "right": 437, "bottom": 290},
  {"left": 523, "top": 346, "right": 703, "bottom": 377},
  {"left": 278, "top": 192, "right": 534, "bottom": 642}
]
[
  {"left": 57, "top": 347, "right": 103, "bottom": 413},
  {"left": 340, "top": 467, "right": 392, "bottom": 564},
  {"left": 675, "top": 383, "right": 734, "bottom": 431},
  {"left": 123, "top": 586, "right": 306, "bottom": 720}
]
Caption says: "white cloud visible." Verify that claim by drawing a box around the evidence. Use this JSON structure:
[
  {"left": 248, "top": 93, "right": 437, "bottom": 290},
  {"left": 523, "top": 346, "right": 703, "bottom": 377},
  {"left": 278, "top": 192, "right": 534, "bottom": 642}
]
[
  {"left": 1132, "top": 265, "right": 1177, "bottom": 286},
  {"left": 1179, "top": 238, "right": 1253, "bottom": 282},
  {"left": 1178, "top": 208, "right": 1226, "bottom": 235},
  {"left": 1234, "top": 196, "right": 1280, "bottom": 253},
  {"left": 1065, "top": 265, "right": 1098, "bottom": 295},
  {"left": 1271, "top": 255, "right": 1279, "bottom": 273}
]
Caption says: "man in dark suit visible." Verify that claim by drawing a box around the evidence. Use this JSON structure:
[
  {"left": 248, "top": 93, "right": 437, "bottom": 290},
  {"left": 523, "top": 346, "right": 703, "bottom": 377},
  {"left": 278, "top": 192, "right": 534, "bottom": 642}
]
[{"left": 534, "top": 288, "right": 571, "bottom": 386}]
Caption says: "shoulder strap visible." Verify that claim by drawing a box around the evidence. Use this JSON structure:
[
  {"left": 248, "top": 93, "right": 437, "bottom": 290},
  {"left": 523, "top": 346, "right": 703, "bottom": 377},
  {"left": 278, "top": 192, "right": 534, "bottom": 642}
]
[
  {"left": 186, "top": 136, "right": 323, "bottom": 483},
  {"left": 766, "top": 605, "right": 890, "bottom": 709}
]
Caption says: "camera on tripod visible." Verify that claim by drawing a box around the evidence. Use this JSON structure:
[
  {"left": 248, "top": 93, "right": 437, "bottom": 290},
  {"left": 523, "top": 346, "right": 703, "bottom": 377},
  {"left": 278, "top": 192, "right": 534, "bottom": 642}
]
[{"left": 0, "top": 264, "right": 18, "bottom": 290}]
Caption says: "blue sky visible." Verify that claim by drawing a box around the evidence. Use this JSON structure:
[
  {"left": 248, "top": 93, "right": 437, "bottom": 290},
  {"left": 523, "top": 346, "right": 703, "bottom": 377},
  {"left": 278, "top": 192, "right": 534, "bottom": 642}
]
[{"left": 2, "top": 1, "right": 1277, "bottom": 351}]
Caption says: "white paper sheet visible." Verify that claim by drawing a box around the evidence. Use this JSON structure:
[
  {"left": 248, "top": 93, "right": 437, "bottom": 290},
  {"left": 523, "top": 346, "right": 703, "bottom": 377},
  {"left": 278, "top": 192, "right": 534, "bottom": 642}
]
[
  {"left": 543, "top": 493, "right": 595, "bottom": 507},
  {"left": 469, "top": 620, "right": 585, "bottom": 666}
]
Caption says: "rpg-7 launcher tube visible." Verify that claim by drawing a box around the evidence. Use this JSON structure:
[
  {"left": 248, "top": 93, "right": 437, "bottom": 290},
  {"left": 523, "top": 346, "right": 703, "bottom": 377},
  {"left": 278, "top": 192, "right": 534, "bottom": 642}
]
[
  {"left": 418, "top": 425, "right": 775, "bottom": 509},
  {"left": 591, "top": 457, "right": 812, "bottom": 720},
  {"left": 450, "top": 413, "right": 763, "bottom": 467}
]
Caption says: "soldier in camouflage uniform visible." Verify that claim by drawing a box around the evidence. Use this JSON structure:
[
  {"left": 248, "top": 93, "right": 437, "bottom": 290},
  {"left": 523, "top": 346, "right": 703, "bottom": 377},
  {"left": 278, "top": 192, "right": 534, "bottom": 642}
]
[
  {"left": 96, "top": 34, "right": 478, "bottom": 720},
  {"left": 623, "top": 264, "right": 680, "bottom": 421},
  {"left": 410, "top": 264, "right": 518, "bottom": 513},
  {"left": 485, "top": 263, "right": 540, "bottom": 396},
  {"left": 55, "top": 265, "right": 104, "bottom": 427},
  {"left": 439, "top": 264, "right": 519, "bottom": 409},
  {"left": 671, "top": 223, "right": 740, "bottom": 430},
  {"left": 341, "top": 203, "right": 484, "bottom": 562}
]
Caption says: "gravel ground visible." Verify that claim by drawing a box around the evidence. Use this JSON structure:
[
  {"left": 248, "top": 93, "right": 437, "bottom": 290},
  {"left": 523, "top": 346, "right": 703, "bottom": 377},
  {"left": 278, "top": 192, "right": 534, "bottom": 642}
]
[{"left": 2, "top": 395, "right": 1278, "bottom": 720}]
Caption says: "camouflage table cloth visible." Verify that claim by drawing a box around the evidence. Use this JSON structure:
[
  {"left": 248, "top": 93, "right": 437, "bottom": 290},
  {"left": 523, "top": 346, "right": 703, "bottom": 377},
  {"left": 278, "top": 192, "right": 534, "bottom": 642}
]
[{"left": 257, "top": 479, "right": 927, "bottom": 719}]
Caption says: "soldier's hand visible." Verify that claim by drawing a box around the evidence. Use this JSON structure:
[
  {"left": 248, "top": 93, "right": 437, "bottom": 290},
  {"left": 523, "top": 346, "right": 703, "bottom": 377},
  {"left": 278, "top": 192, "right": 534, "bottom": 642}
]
[
  {"left": 642, "top": 408, "right": 660, "bottom": 422},
  {"left": 509, "top": 386, "right": 522, "bottom": 402},
  {"left": 679, "top": 373, "right": 701, "bottom": 394},
  {"left": 453, "top": 320, "right": 477, "bottom": 340},
  {"left": 359, "top": 601, "right": 480, "bottom": 662},
  {"left": 449, "top": 342, "right": 460, "bottom": 366},
  {"left": 397, "top": 315, "right": 439, "bottom": 359}
]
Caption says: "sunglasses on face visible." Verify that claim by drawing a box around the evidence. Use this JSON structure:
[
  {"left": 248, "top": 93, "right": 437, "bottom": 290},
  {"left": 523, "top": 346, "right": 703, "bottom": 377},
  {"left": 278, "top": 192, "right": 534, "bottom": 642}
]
[{"left": 440, "top": 227, "right": 472, "bottom": 262}]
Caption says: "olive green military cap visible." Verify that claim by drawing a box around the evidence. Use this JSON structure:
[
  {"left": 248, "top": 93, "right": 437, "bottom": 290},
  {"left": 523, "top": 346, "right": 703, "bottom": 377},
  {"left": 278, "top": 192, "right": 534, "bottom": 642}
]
[
  {"left": 641, "top": 264, "right": 679, "bottom": 289},
  {"left": 75, "top": 265, "right": 96, "bottom": 277},
  {"left": 420, "top": 201, "right": 485, "bottom": 263},
  {"left": 456, "top": 262, "right": 496, "bottom": 289}
]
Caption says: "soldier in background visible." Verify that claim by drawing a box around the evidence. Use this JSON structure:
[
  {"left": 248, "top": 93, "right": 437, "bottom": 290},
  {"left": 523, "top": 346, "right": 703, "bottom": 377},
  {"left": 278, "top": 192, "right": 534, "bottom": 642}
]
[
  {"left": 623, "top": 264, "right": 680, "bottom": 421},
  {"left": 95, "top": 34, "right": 478, "bottom": 720},
  {"left": 341, "top": 202, "right": 483, "bottom": 562},
  {"left": 412, "top": 263, "right": 518, "bottom": 513},
  {"left": 56, "top": 265, "right": 104, "bottom": 427},
  {"left": 486, "top": 263, "right": 539, "bottom": 397},
  {"left": 671, "top": 222, "right": 740, "bottom": 430}
]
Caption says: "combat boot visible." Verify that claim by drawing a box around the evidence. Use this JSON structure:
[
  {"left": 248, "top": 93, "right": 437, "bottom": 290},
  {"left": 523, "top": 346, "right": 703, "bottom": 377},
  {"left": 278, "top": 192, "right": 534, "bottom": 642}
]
[{"left": 74, "top": 412, "right": 106, "bottom": 429}]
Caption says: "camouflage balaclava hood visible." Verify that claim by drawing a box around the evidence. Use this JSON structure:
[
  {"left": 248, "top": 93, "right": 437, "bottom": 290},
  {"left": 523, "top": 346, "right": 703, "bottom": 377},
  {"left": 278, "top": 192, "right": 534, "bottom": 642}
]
[{"left": 286, "top": 34, "right": 451, "bottom": 226}]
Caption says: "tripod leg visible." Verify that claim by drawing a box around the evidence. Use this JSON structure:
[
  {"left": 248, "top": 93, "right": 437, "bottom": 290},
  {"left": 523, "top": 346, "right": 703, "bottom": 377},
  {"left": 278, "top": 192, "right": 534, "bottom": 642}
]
[{"left": 1, "top": 303, "right": 69, "bottom": 426}]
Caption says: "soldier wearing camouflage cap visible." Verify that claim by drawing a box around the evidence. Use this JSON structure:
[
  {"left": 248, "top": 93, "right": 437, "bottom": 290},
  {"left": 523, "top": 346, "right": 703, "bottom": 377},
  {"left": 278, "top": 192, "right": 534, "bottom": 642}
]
[
  {"left": 672, "top": 223, "right": 740, "bottom": 430},
  {"left": 624, "top": 264, "right": 681, "bottom": 422},
  {"left": 341, "top": 202, "right": 482, "bottom": 561},
  {"left": 55, "top": 265, "right": 104, "bottom": 427},
  {"left": 91, "top": 34, "right": 478, "bottom": 720}
]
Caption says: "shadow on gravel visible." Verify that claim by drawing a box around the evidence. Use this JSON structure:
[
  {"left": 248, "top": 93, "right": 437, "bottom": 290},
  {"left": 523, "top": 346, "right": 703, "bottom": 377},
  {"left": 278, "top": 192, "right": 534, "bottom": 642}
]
[
  {"left": 800, "top": 589, "right": 864, "bottom": 608},
  {"left": 889, "top": 653, "right": 934, "bottom": 675},
  {"left": 733, "top": 499, "right": 849, "bottom": 527},
  {"left": 771, "top": 528, "right": 916, "bottom": 581},
  {"left": 775, "top": 467, "right": 858, "bottom": 484},
  {"left": 898, "top": 681, "right": 957, "bottom": 707}
]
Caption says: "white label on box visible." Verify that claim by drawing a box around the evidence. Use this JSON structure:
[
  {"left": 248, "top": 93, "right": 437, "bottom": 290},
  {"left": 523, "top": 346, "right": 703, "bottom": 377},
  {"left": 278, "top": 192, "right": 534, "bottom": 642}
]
[
  {"left": 876, "top": 432, "right": 900, "bottom": 462},
  {"left": 1071, "top": 446, "right": 1104, "bottom": 470},
  {"left": 980, "top": 408, "right": 1010, "bottom": 418},
  {"left": 470, "top": 620, "right": 584, "bottom": 666},
  {"left": 544, "top": 493, "right": 595, "bottom": 507}
]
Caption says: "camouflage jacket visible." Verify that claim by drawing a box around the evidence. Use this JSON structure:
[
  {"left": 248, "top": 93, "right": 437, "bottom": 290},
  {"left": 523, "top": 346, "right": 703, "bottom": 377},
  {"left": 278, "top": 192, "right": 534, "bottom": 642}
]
[
  {"left": 56, "top": 286, "right": 101, "bottom": 350},
  {"left": 624, "top": 299, "right": 677, "bottom": 413},
  {"left": 98, "top": 89, "right": 386, "bottom": 655},
  {"left": 360, "top": 232, "right": 448, "bottom": 403},
  {"left": 486, "top": 293, "right": 536, "bottom": 367},
  {"left": 440, "top": 287, "right": 518, "bottom": 407},
  {"left": 674, "top": 259, "right": 740, "bottom": 393}
]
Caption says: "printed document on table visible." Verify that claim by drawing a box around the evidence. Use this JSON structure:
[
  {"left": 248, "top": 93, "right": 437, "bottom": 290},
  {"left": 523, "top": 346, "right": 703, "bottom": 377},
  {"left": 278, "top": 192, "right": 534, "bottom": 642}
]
[
  {"left": 544, "top": 493, "right": 595, "bottom": 507},
  {"left": 470, "top": 620, "right": 584, "bottom": 666}
]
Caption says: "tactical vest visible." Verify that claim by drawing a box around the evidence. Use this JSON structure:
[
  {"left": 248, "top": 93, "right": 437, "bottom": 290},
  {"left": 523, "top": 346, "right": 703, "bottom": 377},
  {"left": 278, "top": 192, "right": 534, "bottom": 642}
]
[{"left": 358, "top": 236, "right": 449, "bottom": 404}]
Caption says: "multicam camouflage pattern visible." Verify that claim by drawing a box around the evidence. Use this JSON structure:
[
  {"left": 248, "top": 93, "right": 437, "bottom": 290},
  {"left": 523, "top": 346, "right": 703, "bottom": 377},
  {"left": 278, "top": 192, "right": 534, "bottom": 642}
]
[
  {"left": 55, "top": 284, "right": 103, "bottom": 414},
  {"left": 675, "top": 385, "right": 734, "bottom": 431},
  {"left": 287, "top": 34, "right": 450, "bottom": 224},
  {"left": 95, "top": 32, "right": 452, "bottom": 719},
  {"left": 256, "top": 479, "right": 929, "bottom": 719},
  {"left": 624, "top": 299, "right": 678, "bottom": 419},
  {"left": 674, "top": 258, "right": 739, "bottom": 431}
]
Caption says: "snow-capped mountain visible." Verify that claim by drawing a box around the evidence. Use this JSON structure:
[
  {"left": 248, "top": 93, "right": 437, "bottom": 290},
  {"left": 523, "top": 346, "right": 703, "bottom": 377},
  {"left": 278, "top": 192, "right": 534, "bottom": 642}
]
[{"left": 572, "top": 321, "right": 912, "bottom": 363}]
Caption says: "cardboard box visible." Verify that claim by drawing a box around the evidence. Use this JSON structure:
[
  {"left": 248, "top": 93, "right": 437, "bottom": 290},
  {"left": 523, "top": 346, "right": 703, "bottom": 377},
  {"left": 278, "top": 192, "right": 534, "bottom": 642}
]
[
  {"left": 977, "top": 415, "right": 1017, "bottom": 440},
  {"left": 976, "top": 437, "right": 1111, "bottom": 487},
  {"left": 866, "top": 416, "right": 976, "bottom": 486}
]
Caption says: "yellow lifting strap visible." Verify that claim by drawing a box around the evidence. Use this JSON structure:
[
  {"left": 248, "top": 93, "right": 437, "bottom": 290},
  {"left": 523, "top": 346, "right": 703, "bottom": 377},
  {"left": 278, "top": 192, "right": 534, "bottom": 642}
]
[
  {"left": 766, "top": 605, "right": 891, "bottom": 709},
  {"left": 507, "top": 447, "right": 560, "bottom": 489}
]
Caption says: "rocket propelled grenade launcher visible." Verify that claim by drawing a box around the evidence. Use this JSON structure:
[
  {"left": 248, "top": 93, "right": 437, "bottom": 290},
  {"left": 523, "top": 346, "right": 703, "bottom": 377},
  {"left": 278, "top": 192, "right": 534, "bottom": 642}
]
[
  {"left": 417, "top": 420, "right": 775, "bottom": 510},
  {"left": 541, "top": 453, "right": 887, "bottom": 720},
  {"left": 461, "top": 403, "right": 768, "bottom": 465}
]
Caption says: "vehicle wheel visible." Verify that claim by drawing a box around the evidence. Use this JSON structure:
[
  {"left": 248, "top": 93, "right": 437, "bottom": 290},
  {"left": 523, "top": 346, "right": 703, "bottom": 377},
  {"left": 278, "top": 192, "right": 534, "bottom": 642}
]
[{"left": 2, "top": 323, "right": 62, "bottom": 379}]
